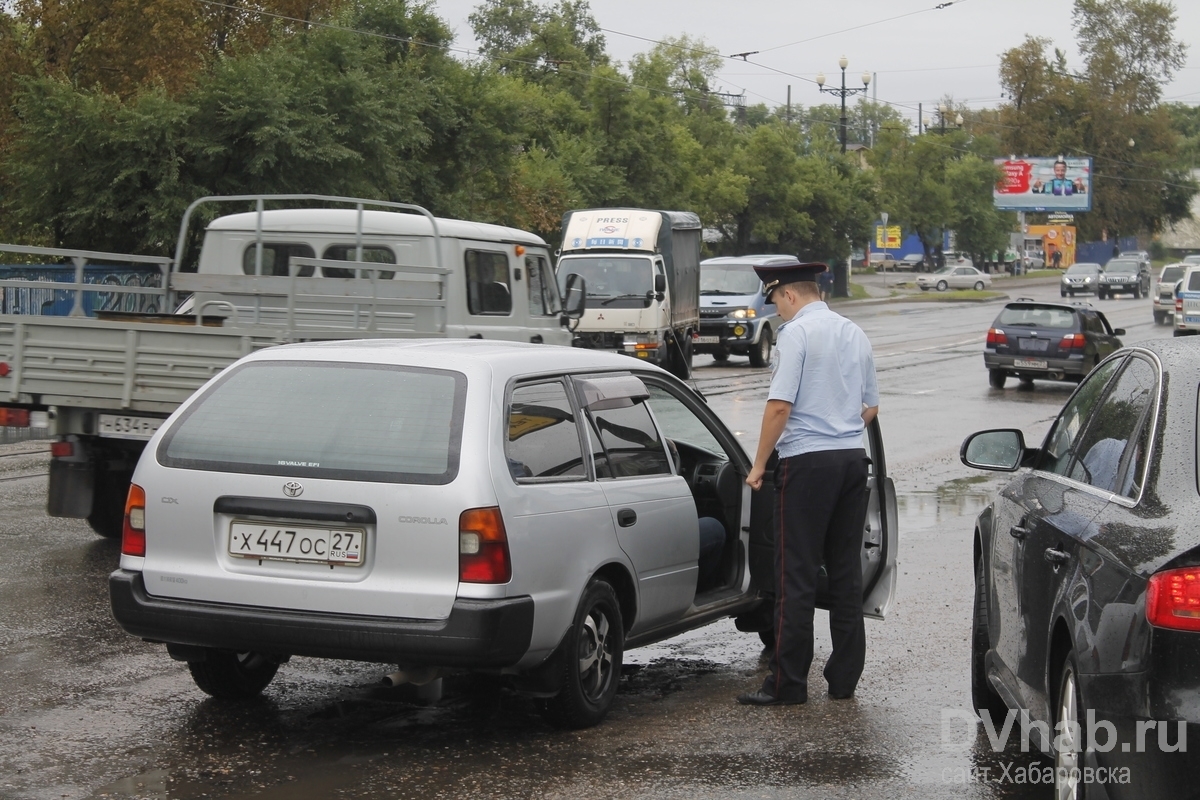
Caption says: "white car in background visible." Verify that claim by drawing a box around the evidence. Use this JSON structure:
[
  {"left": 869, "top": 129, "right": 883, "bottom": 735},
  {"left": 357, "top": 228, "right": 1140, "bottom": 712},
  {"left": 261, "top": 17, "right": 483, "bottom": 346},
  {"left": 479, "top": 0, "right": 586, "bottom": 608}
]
[{"left": 917, "top": 265, "right": 992, "bottom": 291}]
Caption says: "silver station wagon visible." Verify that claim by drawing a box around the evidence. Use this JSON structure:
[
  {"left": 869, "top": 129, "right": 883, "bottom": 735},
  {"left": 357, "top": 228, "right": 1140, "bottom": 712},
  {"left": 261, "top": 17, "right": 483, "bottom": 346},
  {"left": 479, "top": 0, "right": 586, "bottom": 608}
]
[{"left": 110, "top": 341, "right": 898, "bottom": 727}]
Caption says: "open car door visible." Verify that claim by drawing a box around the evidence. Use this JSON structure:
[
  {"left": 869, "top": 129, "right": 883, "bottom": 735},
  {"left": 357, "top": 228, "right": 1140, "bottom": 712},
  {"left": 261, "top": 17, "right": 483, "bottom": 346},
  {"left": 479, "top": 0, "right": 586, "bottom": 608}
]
[{"left": 742, "top": 417, "right": 898, "bottom": 622}]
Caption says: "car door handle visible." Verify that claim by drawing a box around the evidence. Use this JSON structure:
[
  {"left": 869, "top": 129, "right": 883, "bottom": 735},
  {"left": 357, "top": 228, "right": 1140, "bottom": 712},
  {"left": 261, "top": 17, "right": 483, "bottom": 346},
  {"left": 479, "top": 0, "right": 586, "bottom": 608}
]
[
  {"left": 1044, "top": 548, "right": 1070, "bottom": 567},
  {"left": 1009, "top": 525, "right": 1029, "bottom": 540},
  {"left": 617, "top": 508, "right": 637, "bottom": 528}
]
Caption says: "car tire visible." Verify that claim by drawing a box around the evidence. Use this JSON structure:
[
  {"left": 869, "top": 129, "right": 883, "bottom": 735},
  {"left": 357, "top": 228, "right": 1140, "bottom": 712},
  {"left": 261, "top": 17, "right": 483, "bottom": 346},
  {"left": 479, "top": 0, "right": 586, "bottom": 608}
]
[
  {"left": 749, "top": 326, "right": 772, "bottom": 368},
  {"left": 540, "top": 579, "right": 624, "bottom": 729},
  {"left": 1133, "top": 286, "right": 1141, "bottom": 299},
  {"left": 1053, "top": 652, "right": 1085, "bottom": 800},
  {"left": 187, "top": 650, "right": 280, "bottom": 699},
  {"left": 1098, "top": 289, "right": 1107, "bottom": 299},
  {"left": 988, "top": 369, "right": 1007, "bottom": 389},
  {"left": 87, "top": 466, "right": 133, "bottom": 539},
  {"left": 936, "top": 280, "right": 948, "bottom": 292},
  {"left": 971, "top": 555, "right": 1007, "bottom": 721},
  {"left": 974, "top": 281, "right": 985, "bottom": 291},
  {"left": 1018, "top": 376, "right": 1035, "bottom": 390},
  {"left": 668, "top": 334, "right": 692, "bottom": 381},
  {"left": 1060, "top": 288, "right": 1068, "bottom": 297},
  {"left": 920, "top": 286, "right": 930, "bottom": 292},
  {"left": 712, "top": 348, "right": 730, "bottom": 362}
]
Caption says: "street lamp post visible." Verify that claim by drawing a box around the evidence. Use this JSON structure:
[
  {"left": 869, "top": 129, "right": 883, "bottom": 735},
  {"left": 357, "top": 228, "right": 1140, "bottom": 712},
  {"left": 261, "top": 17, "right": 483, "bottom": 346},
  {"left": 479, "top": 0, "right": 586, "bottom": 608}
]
[
  {"left": 816, "top": 56, "right": 871, "bottom": 154},
  {"left": 928, "top": 104, "right": 964, "bottom": 135}
]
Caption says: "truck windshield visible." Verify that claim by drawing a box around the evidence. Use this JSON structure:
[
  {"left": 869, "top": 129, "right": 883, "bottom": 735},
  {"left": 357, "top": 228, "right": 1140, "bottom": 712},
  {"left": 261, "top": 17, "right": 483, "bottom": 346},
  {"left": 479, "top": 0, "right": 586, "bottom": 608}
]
[
  {"left": 558, "top": 256, "right": 653, "bottom": 308},
  {"left": 701, "top": 266, "right": 762, "bottom": 296}
]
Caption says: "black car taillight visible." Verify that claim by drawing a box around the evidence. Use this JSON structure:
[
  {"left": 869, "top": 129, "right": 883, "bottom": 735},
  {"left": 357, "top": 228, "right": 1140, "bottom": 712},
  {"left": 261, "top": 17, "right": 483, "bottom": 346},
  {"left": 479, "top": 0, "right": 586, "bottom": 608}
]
[
  {"left": 986, "top": 328, "right": 1007, "bottom": 347},
  {"left": 1146, "top": 567, "right": 1200, "bottom": 632},
  {"left": 1059, "top": 333, "right": 1086, "bottom": 351}
]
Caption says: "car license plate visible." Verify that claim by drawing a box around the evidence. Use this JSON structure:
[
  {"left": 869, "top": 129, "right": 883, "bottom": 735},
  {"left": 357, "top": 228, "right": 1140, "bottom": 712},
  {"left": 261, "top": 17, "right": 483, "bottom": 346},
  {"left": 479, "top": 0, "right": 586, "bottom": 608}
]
[
  {"left": 228, "top": 522, "right": 365, "bottom": 566},
  {"left": 1019, "top": 338, "right": 1049, "bottom": 352},
  {"left": 1013, "top": 358, "right": 1048, "bottom": 369},
  {"left": 98, "top": 414, "right": 163, "bottom": 440},
  {"left": 696, "top": 336, "right": 720, "bottom": 344},
  {"left": 1186, "top": 317, "right": 1200, "bottom": 324}
]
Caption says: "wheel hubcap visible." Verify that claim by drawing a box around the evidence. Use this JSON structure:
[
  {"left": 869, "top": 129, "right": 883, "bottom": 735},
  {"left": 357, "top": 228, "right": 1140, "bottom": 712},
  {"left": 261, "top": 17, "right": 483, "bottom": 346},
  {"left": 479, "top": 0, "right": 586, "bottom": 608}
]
[
  {"left": 577, "top": 608, "right": 614, "bottom": 702},
  {"left": 1055, "top": 668, "right": 1081, "bottom": 800}
]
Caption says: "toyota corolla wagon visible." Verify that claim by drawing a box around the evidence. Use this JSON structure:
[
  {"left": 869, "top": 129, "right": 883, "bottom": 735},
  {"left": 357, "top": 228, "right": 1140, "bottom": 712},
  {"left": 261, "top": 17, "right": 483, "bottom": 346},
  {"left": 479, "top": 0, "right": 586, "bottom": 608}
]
[{"left": 110, "top": 340, "right": 897, "bottom": 727}]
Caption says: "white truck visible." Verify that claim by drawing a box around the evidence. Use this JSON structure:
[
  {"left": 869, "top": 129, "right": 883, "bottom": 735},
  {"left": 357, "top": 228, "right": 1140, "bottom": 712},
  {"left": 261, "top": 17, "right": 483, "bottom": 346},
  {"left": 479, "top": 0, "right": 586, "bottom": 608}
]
[
  {"left": 0, "top": 195, "right": 584, "bottom": 538},
  {"left": 555, "top": 209, "right": 701, "bottom": 379}
]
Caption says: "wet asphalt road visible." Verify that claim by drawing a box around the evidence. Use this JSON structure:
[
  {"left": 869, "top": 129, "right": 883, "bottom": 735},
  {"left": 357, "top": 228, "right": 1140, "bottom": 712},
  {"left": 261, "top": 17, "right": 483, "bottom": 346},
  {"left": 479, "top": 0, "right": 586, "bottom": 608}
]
[{"left": 0, "top": 282, "right": 1174, "bottom": 800}]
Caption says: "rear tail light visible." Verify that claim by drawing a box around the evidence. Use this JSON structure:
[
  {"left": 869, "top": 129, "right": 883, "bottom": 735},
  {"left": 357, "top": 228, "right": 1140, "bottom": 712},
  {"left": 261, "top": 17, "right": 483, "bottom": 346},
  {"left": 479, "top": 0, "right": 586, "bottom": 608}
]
[
  {"left": 986, "top": 328, "right": 1007, "bottom": 347},
  {"left": 0, "top": 407, "right": 31, "bottom": 427},
  {"left": 459, "top": 507, "right": 511, "bottom": 583},
  {"left": 1146, "top": 567, "right": 1200, "bottom": 632},
  {"left": 1177, "top": 297, "right": 1184, "bottom": 313},
  {"left": 121, "top": 484, "right": 147, "bottom": 557},
  {"left": 50, "top": 441, "right": 74, "bottom": 458},
  {"left": 1059, "top": 333, "right": 1086, "bottom": 351}
]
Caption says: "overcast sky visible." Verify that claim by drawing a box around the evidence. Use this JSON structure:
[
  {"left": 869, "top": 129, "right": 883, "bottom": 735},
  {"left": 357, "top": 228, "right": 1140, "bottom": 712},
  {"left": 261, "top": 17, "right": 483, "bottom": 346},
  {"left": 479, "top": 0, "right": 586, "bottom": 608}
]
[{"left": 427, "top": 0, "right": 1200, "bottom": 129}]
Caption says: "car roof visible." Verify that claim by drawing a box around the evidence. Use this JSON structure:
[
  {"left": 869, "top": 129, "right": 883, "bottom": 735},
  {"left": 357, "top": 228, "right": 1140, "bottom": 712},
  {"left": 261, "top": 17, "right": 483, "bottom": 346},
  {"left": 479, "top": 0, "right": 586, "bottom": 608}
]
[
  {"left": 238, "top": 339, "right": 672, "bottom": 382},
  {"left": 701, "top": 255, "right": 797, "bottom": 267},
  {"left": 1000, "top": 299, "right": 1090, "bottom": 313},
  {"left": 1067, "top": 262, "right": 1102, "bottom": 269},
  {"left": 206, "top": 208, "right": 547, "bottom": 246}
]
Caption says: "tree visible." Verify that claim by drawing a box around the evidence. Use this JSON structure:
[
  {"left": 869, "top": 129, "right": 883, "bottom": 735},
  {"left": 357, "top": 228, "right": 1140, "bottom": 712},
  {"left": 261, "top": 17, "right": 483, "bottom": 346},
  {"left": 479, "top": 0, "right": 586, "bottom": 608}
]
[{"left": 469, "top": 0, "right": 606, "bottom": 92}]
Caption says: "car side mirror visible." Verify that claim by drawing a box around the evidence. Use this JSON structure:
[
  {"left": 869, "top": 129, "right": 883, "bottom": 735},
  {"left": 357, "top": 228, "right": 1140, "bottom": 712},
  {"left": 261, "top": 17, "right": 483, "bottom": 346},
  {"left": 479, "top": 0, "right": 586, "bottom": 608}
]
[
  {"left": 1113, "top": 328, "right": 1126, "bottom": 336},
  {"left": 654, "top": 273, "right": 666, "bottom": 293},
  {"left": 961, "top": 429, "right": 1026, "bottom": 471},
  {"left": 562, "top": 273, "right": 587, "bottom": 320}
]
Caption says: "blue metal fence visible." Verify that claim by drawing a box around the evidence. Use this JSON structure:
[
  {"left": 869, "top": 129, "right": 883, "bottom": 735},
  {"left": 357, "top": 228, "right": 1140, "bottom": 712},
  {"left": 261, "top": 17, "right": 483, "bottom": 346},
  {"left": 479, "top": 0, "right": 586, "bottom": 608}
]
[{"left": 1075, "top": 237, "right": 1139, "bottom": 267}]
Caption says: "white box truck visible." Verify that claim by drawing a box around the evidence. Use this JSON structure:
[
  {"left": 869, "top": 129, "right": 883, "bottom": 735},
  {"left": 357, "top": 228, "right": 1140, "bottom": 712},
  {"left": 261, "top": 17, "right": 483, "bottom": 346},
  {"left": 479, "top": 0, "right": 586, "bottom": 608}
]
[{"left": 555, "top": 209, "right": 701, "bottom": 379}]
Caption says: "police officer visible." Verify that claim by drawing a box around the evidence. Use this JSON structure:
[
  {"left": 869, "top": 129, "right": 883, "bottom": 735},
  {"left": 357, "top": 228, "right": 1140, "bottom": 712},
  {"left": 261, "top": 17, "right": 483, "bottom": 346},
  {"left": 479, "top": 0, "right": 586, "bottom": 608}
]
[{"left": 737, "top": 260, "right": 879, "bottom": 706}]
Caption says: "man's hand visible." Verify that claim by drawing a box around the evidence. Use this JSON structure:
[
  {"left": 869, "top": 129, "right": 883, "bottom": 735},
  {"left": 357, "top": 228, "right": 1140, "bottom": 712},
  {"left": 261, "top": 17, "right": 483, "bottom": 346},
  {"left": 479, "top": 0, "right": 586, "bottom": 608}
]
[{"left": 746, "top": 465, "right": 766, "bottom": 491}]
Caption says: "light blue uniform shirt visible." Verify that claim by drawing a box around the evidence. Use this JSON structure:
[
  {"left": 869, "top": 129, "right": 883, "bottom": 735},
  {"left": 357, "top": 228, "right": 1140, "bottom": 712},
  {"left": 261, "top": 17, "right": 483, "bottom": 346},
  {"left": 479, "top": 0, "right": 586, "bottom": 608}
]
[{"left": 768, "top": 301, "right": 879, "bottom": 457}]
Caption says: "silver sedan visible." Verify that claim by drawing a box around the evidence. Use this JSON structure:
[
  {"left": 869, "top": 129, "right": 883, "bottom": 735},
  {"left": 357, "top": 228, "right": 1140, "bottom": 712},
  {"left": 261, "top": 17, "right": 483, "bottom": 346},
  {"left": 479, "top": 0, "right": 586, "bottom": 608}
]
[{"left": 917, "top": 265, "right": 993, "bottom": 291}]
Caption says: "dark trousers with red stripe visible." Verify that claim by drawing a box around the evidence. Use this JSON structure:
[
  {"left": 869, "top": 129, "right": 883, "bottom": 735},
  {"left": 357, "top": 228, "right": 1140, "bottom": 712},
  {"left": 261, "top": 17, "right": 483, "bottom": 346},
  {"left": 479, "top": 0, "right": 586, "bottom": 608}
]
[{"left": 762, "top": 447, "right": 869, "bottom": 701}]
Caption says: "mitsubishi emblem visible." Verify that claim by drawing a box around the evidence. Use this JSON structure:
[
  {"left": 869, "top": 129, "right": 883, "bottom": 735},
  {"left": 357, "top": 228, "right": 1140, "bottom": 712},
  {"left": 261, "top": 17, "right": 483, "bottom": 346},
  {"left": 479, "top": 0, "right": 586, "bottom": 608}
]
[{"left": 283, "top": 481, "right": 303, "bottom": 498}]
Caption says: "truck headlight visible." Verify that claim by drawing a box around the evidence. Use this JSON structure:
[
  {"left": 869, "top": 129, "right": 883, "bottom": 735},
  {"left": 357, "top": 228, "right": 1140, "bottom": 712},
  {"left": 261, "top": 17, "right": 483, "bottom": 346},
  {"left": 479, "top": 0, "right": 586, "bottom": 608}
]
[{"left": 728, "top": 308, "right": 756, "bottom": 319}]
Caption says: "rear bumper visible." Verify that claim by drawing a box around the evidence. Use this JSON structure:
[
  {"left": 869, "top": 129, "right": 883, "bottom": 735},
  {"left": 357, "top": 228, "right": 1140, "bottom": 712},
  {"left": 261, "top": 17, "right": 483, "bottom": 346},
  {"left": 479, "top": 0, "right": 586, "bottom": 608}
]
[
  {"left": 109, "top": 570, "right": 534, "bottom": 668},
  {"left": 983, "top": 352, "right": 1087, "bottom": 377}
]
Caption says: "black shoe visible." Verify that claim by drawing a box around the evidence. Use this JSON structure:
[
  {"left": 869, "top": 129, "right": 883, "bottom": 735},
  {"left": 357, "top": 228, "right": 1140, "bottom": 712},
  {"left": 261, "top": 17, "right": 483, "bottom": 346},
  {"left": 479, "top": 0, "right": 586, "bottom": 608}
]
[
  {"left": 828, "top": 690, "right": 855, "bottom": 700},
  {"left": 736, "top": 690, "right": 806, "bottom": 706}
]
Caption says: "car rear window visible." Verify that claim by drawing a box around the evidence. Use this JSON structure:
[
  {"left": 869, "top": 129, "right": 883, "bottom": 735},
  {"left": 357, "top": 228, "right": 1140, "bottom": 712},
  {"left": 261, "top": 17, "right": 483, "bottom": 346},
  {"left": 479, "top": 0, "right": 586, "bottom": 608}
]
[
  {"left": 996, "top": 306, "right": 1077, "bottom": 329},
  {"left": 1161, "top": 267, "right": 1184, "bottom": 283},
  {"left": 158, "top": 361, "right": 466, "bottom": 484},
  {"left": 1106, "top": 260, "right": 1138, "bottom": 274},
  {"left": 1188, "top": 271, "right": 1200, "bottom": 292}
]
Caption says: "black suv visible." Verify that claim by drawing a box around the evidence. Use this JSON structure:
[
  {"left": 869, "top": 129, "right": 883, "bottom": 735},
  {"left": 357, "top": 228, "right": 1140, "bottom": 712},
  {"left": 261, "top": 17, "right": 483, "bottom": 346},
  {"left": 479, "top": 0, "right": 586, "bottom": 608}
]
[
  {"left": 1098, "top": 257, "right": 1151, "bottom": 299},
  {"left": 983, "top": 299, "right": 1124, "bottom": 388}
]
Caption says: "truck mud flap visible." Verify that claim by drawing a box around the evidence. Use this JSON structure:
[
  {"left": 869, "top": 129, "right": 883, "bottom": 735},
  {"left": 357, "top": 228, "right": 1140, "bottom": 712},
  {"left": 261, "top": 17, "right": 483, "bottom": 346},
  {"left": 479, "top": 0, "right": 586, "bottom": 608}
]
[{"left": 48, "top": 458, "right": 94, "bottom": 518}]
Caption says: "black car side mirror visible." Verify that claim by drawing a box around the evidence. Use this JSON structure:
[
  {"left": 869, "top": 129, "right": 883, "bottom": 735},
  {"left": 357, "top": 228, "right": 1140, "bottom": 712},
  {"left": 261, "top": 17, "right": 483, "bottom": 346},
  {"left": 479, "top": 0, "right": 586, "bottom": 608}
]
[
  {"left": 961, "top": 429, "right": 1027, "bottom": 471},
  {"left": 1113, "top": 328, "right": 1126, "bottom": 336},
  {"left": 562, "top": 273, "right": 587, "bottom": 322},
  {"left": 654, "top": 273, "right": 667, "bottom": 293}
]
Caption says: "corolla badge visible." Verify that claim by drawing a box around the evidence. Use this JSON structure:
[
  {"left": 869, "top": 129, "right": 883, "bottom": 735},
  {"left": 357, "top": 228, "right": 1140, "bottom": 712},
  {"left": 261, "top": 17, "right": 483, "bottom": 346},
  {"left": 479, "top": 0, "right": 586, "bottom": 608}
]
[{"left": 282, "top": 481, "right": 304, "bottom": 498}]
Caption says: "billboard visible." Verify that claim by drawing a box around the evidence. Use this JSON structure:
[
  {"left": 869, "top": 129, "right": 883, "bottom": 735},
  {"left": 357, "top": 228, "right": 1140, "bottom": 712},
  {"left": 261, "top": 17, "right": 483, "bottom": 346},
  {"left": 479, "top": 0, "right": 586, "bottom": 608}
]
[
  {"left": 993, "top": 156, "right": 1093, "bottom": 212},
  {"left": 874, "top": 225, "right": 902, "bottom": 249}
]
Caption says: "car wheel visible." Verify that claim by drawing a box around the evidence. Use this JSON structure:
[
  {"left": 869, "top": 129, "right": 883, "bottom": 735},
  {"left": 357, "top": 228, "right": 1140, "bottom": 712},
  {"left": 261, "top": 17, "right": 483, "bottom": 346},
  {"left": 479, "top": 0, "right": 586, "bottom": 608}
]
[
  {"left": 920, "top": 286, "right": 930, "bottom": 291},
  {"left": 971, "top": 555, "right": 1007, "bottom": 721},
  {"left": 1054, "top": 653, "right": 1085, "bottom": 800},
  {"left": 988, "top": 369, "right": 1007, "bottom": 389},
  {"left": 187, "top": 650, "right": 280, "bottom": 699},
  {"left": 668, "top": 334, "right": 692, "bottom": 380},
  {"left": 87, "top": 466, "right": 133, "bottom": 539},
  {"left": 540, "top": 579, "right": 624, "bottom": 729},
  {"left": 712, "top": 347, "right": 730, "bottom": 362},
  {"left": 1018, "top": 376, "right": 1035, "bottom": 390},
  {"left": 1098, "top": 290, "right": 1107, "bottom": 299},
  {"left": 1133, "top": 286, "right": 1141, "bottom": 299},
  {"left": 974, "top": 281, "right": 985, "bottom": 291},
  {"left": 749, "top": 326, "right": 772, "bottom": 368},
  {"left": 936, "top": 280, "right": 948, "bottom": 291},
  {"left": 1060, "top": 288, "right": 1067, "bottom": 297}
]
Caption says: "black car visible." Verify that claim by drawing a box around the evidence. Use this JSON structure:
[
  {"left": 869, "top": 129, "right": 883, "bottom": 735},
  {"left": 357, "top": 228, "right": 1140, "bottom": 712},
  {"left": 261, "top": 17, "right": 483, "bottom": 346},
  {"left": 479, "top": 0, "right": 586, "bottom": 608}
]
[
  {"left": 961, "top": 341, "right": 1200, "bottom": 799},
  {"left": 1098, "top": 258, "right": 1151, "bottom": 299},
  {"left": 984, "top": 300, "right": 1124, "bottom": 388}
]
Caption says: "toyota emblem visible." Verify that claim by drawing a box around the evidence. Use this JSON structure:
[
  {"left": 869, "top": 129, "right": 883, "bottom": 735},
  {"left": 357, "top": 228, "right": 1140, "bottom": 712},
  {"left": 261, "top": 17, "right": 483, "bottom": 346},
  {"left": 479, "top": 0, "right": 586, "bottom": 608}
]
[{"left": 282, "top": 481, "right": 303, "bottom": 498}]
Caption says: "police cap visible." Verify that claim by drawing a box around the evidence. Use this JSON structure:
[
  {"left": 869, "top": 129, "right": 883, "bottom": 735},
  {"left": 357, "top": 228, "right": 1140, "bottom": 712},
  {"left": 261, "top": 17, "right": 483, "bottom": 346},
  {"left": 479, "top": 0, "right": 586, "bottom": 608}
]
[{"left": 753, "top": 260, "right": 828, "bottom": 300}]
